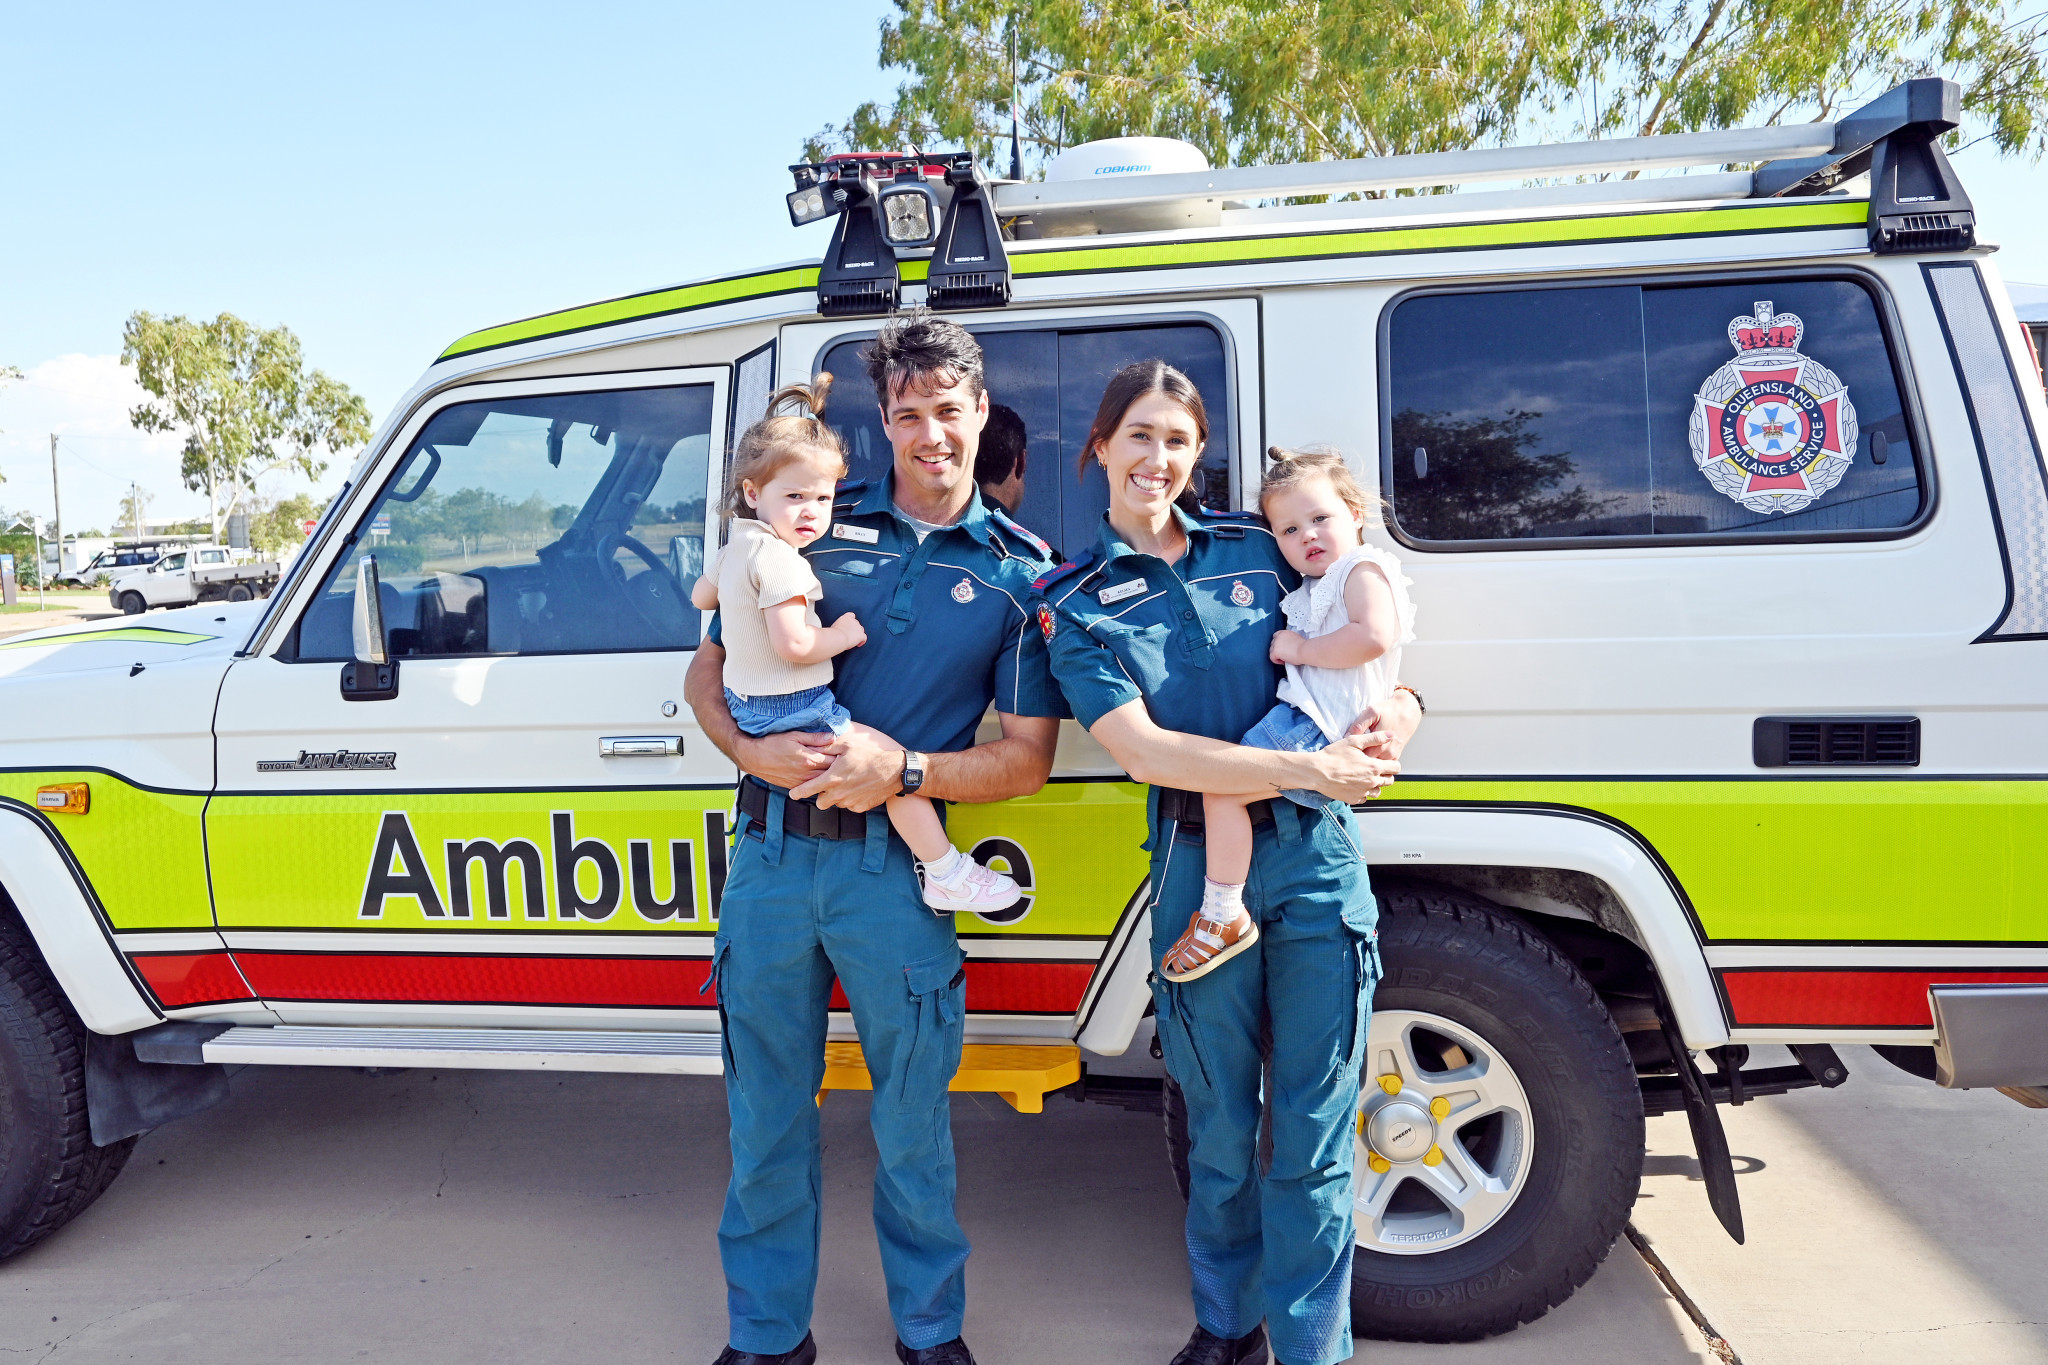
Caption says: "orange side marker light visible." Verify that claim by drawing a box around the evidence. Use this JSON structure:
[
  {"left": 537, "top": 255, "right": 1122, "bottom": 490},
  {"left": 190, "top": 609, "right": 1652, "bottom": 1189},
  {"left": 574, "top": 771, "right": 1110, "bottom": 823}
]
[{"left": 35, "top": 783, "right": 89, "bottom": 815}]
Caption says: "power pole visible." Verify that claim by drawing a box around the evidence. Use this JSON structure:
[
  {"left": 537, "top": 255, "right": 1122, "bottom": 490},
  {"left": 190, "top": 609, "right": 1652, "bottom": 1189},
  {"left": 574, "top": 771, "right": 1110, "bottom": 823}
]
[{"left": 48, "top": 434, "right": 60, "bottom": 578}]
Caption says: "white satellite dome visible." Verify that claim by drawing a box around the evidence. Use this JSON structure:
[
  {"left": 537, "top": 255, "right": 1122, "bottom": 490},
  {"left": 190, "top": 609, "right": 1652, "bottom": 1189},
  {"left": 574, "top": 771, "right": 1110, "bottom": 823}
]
[
  {"left": 1044, "top": 136, "right": 1211, "bottom": 182},
  {"left": 1029, "top": 136, "right": 1223, "bottom": 237}
]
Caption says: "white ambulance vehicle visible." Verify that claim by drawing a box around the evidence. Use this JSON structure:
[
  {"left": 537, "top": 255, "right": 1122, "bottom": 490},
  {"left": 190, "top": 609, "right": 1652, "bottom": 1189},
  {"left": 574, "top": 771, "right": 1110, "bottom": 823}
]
[{"left": 1, "top": 77, "right": 2041, "bottom": 1342}]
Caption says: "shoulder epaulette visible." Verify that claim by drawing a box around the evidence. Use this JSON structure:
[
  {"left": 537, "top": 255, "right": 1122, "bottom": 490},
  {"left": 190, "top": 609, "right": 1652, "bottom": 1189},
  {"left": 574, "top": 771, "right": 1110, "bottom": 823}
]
[
  {"left": 989, "top": 507, "right": 1054, "bottom": 562},
  {"left": 1196, "top": 506, "right": 1263, "bottom": 523},
  {"left": 832, "top": 477, "right": 871, "bottom": 515},
  {"left": 1030, "top": 548, "right": 1098, "bottom": 595}
]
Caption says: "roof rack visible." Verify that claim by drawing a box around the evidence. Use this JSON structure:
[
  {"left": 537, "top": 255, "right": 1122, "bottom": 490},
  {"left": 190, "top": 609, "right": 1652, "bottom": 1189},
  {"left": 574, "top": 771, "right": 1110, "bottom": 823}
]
[{"left": 991, "top": 77, "right": 1974, "bottom": 256}]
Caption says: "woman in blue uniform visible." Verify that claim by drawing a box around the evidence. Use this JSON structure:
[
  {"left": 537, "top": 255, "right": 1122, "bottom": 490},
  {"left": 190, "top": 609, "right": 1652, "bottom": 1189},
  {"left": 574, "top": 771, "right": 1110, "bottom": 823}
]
[{"left": 1032, "top": 361, "right": 1418, "bottom": 1365}]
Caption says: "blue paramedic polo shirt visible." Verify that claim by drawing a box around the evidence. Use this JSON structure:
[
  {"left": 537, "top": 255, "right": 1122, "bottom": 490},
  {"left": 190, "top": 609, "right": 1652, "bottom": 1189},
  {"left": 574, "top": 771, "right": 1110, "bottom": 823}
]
[
  {"left": 1031, "top": 506, "right": 1297, "bottom": 743},
  {"left": 710, "top": 473, "right": 1067, "bottom": 753}
]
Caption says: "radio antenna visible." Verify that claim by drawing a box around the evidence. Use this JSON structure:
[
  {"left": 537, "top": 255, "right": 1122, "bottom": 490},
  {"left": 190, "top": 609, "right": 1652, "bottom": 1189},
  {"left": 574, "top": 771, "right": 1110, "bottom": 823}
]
[{"left": 1008, "top": 18, "right": 1023, "bottom": 181}]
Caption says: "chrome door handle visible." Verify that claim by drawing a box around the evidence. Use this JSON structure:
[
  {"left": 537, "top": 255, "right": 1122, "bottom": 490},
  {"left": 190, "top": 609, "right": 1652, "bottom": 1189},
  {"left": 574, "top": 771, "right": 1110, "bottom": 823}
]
[{"left": 600, "top": 735, "right": 683, "bottom": 757}]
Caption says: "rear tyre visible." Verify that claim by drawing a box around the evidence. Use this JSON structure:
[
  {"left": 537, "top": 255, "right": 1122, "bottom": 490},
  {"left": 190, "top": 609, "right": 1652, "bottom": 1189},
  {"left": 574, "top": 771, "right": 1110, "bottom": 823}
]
[
  {"left": 225, "top": 585, "right": 253, "bottom": 603},
  {"left": 1349, "top": 885, "right": 1643, "bottom": 1341},
  {"left": 0, "top": 914, "right": 135, "bottom": 1260},
  {"left": 118, "top": 592, "right": 145, "bottom": 616}
]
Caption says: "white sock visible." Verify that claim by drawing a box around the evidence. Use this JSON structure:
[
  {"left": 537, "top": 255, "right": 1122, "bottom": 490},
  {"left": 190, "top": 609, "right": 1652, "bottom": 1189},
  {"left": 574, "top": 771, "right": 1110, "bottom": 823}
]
[
  {"left": 1202, "top": 878, "right": 1245, "bottom": 919},
  {"left": 925, "top": 847, "right": 970, "bottom": 883}
]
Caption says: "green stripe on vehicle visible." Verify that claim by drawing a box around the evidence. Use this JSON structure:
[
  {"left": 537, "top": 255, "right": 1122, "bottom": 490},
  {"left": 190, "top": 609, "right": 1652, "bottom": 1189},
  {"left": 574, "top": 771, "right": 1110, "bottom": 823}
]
[
  {"left": 1381, "top": 778, "right": 2048, "bottom": 944},
  {"left": 1009, "top": 200, "right": 1867, "bottom": 277},
  {"left": 0, "top": 773, "right": 214, "bottom": 930},
  {"left": 0, "top": 626, "right": 217, "bottom": 651},
  {"left": 438, "top": 201, "right": 1866, "bottom": 361},
  {"left": 439, "top": 265, "right": 823, "bottom": 360}
]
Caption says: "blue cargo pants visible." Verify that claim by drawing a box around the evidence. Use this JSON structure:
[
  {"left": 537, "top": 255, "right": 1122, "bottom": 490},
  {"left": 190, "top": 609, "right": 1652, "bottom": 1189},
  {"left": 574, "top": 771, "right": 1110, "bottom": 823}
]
[
  {"left": 710, "top": 796, "right": 969, "bottom": 1356},
  {"left": 1148, "top": 798, "right": 1382, "bottom": 1365}
]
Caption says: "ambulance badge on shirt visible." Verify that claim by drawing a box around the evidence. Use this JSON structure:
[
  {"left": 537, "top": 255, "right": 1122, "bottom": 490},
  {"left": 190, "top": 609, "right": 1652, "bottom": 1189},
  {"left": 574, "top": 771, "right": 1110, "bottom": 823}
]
[
  {"left": 1036, "top": 603, "right": 1057, "bottom": 643},
  {"left": 952, "top": 578, "right": 976, "bottom": 604},
  {"left": 1689, "top": 301, "right": 1859, "bottom": 516},
  {"left": 1230, "top": 580, "right": 1254, "bottom": 607}
]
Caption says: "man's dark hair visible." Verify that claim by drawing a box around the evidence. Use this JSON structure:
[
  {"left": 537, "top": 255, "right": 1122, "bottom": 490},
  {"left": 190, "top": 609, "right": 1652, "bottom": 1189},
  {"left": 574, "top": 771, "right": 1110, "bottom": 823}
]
[
  {"left": 979, "top": 403, "right": 1027, "bottom": 485},
  {"left": 862, "top": 309, "right": 986, "bottom": 408}
]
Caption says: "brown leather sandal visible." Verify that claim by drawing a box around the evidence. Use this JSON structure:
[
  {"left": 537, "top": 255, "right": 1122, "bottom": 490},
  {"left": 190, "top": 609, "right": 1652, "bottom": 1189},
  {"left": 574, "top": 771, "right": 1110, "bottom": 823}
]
[{"left": 1160, "top": 909, "right": 1259, "bottom": 982}]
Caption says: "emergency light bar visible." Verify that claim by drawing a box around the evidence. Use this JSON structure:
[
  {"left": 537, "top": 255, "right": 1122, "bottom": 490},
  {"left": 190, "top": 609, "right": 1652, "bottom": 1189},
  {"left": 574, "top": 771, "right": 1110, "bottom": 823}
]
[{"left": 787, "top": 152, "right": 1012, "bottom": 317}]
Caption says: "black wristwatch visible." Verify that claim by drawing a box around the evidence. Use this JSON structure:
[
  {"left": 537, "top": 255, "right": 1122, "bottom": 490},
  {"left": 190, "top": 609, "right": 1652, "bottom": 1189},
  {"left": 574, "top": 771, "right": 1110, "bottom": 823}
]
[{"left": 900, "top": 750, "right": 928, "bottom": 796}]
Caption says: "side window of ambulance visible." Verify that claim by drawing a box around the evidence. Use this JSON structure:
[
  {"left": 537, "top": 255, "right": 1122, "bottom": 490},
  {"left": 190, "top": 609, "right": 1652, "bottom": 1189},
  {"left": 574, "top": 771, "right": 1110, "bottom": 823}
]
[
  {"left": 1384, "top": 277, "right": 1923, "bottom": 546},
  {"left": 294, "top": 383, "right": 715, "bottom": 660},
  {"left": 812, "top": 322, "right": 1233, "bottom": 556}
]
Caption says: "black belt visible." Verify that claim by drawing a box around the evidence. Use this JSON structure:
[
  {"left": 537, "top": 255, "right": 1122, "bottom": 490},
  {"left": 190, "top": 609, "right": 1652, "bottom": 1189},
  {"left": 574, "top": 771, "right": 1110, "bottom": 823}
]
[
  {"left": 736, "top": 776, "right": 872, "bottom": 842},
  {"left": 1155, "top": 786, "right": 1274, "bottom": 831}
]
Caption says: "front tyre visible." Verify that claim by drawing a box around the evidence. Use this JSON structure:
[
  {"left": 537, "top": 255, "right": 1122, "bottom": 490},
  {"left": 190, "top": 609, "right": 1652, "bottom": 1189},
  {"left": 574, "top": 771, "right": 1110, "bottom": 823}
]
[
  {"left": 117, "top": 592, "right": 146, "bottom": 616},
  {"left": 1351, "top": 886, "right": 1643, "bottom": 1341},
  {"left": 0, "top": 915, "right": 137, "bottom": 1260}
]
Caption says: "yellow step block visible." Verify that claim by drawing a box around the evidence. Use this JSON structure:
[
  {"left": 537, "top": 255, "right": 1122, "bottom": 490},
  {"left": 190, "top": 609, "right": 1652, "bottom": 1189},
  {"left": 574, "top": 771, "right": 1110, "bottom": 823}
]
[{"left": 819, "top": 1040, "right": 1081, "bottom": 1114}]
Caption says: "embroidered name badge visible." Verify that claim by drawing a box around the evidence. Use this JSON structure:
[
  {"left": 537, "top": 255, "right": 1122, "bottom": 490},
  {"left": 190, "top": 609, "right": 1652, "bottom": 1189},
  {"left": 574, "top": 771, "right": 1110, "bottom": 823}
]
[
  {"left": 1230, "top": 580, "right": 1254, "bottom": 607},
  {"left": 831, "top": 522, "right": 880, "bottom": 544},
  {"left": 1097, "top": 578, "right": 1146, "bottom": 605},
  {"left": 1036, "top": 603, "right": 1057, "bottom": 643},
  {"left": 951, "top": 578, "right": 976, "bottom": 603}
]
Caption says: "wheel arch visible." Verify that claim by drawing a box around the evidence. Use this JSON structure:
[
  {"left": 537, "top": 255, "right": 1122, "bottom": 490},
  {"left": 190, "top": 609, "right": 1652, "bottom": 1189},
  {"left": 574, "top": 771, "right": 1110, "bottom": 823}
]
[
  {"left": 0, "top": 806, "right": 162, "bottom": 1034},
  {"left": 1358, "top": 804, "right": 1728, "bottom": 1047}
]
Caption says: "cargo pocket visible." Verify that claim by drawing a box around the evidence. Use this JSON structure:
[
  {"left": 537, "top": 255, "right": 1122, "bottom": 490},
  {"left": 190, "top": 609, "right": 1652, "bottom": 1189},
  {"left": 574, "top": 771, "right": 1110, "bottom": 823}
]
[
  {"left": 1349, "top": 932, "right": 1382, "bottom": 1071},
  {"left": 1152, "top": 976, "right": 1215, "bottom": 1097},
  {"left": 707, "top": 938, "right": 742, "bottom": 1094},
  {"left": 896, "top": 949, "right": 965, "bottom": 1114}
]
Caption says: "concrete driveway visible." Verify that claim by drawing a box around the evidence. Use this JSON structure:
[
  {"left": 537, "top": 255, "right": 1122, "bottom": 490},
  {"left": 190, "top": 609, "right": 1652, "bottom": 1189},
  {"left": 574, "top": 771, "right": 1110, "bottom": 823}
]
[{"left": 0, "top": 1046, "right": 2040, "bottom": 1364}]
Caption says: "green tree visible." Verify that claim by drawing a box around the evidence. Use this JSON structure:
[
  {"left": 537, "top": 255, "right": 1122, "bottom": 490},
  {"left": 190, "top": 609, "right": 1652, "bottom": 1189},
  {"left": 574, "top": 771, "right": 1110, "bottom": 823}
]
[
  {"left": 811, "top": 1, "right": 2045, "bottom": 174},
  {"left": 121, "top": 313, "right": 373, "bottom": 541},
  {"left": 116, "top": 486, "right": 154, "bottom": 541},
  {"left": 1388, "top": 408, "right": 1615, "bottom": 539},
  {"left": 246, "top": 491, "right": 325, "bottom": 557}
]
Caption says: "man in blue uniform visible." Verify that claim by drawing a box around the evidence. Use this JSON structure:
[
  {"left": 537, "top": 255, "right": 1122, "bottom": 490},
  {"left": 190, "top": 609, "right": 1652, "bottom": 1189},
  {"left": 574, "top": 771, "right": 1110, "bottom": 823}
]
[{"left": 684, "top": 312, "right": 1063, "bottom": 1365}]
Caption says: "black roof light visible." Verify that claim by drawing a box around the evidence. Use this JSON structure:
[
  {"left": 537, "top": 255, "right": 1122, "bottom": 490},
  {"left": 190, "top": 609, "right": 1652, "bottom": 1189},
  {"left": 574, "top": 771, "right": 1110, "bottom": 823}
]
[
  {"left": 787, "top": 152, "right": 1012, "bottom": 316},
  {"left": 1752, "top": 78, "right": 1975, "bottom": 254}
]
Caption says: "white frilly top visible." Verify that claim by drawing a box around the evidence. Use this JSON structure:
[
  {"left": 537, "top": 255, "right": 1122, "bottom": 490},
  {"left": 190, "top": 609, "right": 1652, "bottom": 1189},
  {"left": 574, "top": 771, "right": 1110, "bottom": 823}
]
[{"left": 1274, "top": 542, "right": 1417, "bottom": 742}]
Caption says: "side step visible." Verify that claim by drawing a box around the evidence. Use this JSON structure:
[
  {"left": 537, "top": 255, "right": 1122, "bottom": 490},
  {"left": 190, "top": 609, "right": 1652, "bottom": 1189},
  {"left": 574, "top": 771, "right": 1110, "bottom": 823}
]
[
  {"left": 198, "top": 1025, "right": 725, "bottom": 1075},
  {"left": 146, "top": 1024, "right": 1081, "bottom": 1112},
  {"left": 821, "top": 1040, "right": 1081, "bottom": 1114}
]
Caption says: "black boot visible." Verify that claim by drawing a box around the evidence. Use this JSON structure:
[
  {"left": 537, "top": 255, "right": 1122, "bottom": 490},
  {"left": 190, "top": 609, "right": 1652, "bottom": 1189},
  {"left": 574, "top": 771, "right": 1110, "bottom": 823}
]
[
  {"left": 895, "top": 1338, "right": 978, "bottom": 1365},
  {"left": 713, "top": 1332, "right": 818, "bottom": 1365},
  {"left": 1169, "top": 1323, "right": 1269, "bottom": 1365}
]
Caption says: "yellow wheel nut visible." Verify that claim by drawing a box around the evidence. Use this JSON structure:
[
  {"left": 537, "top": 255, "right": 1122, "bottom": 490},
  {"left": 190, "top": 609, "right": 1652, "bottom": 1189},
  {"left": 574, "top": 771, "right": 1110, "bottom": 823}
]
[
  {"left": 1378, "top": 1074, "right": 1403, "bottom": 1096},
  {"left": 1367, "top": 1153, "right": 1391, "bottom": 1174},
  {"left": 1429, "top": 1096, "right": 1451, "bottom": 1120},
  {"left": 1423, "top": 1145, "right": 1444, "bottom": 1167}
]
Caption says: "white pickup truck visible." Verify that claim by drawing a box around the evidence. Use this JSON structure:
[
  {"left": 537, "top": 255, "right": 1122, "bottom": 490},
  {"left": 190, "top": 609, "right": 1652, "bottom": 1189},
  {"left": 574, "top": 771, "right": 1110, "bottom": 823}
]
[{"left": 107, "top": 545, "right": 279, "bottom": 614}]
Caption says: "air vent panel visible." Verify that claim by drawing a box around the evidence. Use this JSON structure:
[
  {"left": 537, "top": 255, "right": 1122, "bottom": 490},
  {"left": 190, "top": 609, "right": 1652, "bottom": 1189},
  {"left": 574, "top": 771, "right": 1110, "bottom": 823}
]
[{"left": 1754, "top": 716, "right": 1920, "bottom": 767}]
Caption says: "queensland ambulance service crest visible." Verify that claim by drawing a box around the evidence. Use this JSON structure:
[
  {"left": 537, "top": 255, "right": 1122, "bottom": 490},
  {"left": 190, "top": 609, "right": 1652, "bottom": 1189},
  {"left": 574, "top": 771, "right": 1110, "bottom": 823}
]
[
  {"left": 1036, "top": 602, "right": 1056, "bottom": 643},
  {"left": 1688, "top": 301, "right": 1858, "bottom": 515}
]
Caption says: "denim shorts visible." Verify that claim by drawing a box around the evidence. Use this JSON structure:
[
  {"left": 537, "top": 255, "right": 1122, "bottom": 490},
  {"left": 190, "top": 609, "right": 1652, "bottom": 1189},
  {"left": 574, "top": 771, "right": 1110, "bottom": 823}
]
[
  {"left": 726, "top": 684, "right": 853, "bottom": 738},
  {"left": 1241, "top": 701, "right": 1335, "bottom": 809}
]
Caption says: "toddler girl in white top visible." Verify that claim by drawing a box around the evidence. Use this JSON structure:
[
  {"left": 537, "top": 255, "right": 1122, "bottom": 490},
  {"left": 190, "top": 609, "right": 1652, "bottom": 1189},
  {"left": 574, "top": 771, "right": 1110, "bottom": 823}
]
[
  {"left": 690, "top": 378, "right": 1022, "bottom": 915},
  {"left": 1162, "top": 447, "right": 1417, "bottom": 980}
]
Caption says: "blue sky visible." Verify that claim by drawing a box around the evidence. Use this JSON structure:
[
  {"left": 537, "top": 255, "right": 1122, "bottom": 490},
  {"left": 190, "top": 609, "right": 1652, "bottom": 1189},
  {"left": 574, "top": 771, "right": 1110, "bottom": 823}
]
[{"left": 2, "top": 2, "right": 2043, "bottom": 536}]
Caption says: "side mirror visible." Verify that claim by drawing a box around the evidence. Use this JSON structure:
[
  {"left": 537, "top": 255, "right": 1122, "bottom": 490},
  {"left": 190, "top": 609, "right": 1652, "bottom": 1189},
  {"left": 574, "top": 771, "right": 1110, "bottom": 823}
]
[{"left": 341, "top": 554, "right": 399, "bottom": 701}]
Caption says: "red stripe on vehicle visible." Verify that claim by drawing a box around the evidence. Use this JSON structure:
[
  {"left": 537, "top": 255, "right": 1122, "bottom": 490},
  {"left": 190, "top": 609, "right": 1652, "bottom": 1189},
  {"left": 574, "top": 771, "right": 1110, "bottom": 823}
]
[
  {"left": 232, "top": 952, "right": 718, "bottom": 1008},
  {"left": 225, "top": 951, "right": 1093, "bottom": 1014},
  {"left": 1720, "top": 969, "right": 2048, "bottom": 1028},
  {"left": 828, "top": 961, "right": 1090, "bottom": 1014},
  {"left": 131, "top": 951, "right": 256, "bottom": 1008},
  {"left": 964, "top": 961, "right": 1093, "bottom": 1014}
]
